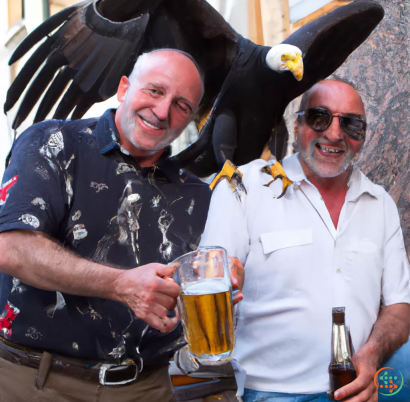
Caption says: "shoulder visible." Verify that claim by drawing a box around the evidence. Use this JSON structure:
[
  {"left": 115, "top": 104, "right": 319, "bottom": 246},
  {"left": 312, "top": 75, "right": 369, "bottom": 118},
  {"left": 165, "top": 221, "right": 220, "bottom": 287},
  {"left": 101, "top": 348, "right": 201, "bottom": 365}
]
[
  {"left": 14, "top": 118, "right": 98, "bottom": 146},
  {"left": 239, "top": 159, "right": 269, "bottom": 188},
  {"left": 358, "top": 170, "right": 398, "bottom": 213},
  {"left": 210, "top": 159, "right": 267, "bottom": 203},
  {"left": 14, "top": 120, "right": 63, "bottom": 144},
  {"left": 10, "top": 118, "right": 100, "bottom": 166},
  {"left": 61, "top": 118, "right": 99, "bottom": 136},
  {"left": 358, "top": 170, "right": 391, "bottom": 200}
]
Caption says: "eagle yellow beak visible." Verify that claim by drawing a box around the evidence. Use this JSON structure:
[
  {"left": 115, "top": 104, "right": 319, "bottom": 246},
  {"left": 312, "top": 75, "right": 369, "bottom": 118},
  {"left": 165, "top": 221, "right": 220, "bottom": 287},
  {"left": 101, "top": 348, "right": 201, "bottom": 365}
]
[{"left": 284, "top": 52, "right": 304, "bottom": 81}]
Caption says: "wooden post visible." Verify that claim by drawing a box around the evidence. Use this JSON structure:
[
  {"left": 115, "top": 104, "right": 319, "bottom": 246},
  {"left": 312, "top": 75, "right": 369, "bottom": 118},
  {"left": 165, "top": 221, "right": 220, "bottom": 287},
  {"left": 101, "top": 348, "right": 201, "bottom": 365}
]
[
  {"left": 248, "top": 0, "right": 265, "bottom": 45},
  {"left": 281, "top": 0, "right": 290, "bottom": 39}
]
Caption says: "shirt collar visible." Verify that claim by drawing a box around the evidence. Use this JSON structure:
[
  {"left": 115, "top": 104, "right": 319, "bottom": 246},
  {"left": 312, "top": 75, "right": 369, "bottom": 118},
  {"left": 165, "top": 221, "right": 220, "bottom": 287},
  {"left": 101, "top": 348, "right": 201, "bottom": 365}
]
[
  {"left": 282, "top": 153, "right": 382, "bottom": 201},
  {"left": 345, "top": 168, "right": 382, "bottom": 201},
  {"left": 96, "top": 109, "right": 121, "bottom": 154}
]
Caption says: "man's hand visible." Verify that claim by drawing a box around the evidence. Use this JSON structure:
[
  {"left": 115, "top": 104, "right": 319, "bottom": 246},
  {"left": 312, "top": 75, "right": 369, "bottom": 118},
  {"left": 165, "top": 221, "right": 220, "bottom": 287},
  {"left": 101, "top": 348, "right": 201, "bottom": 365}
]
[
  {"left": 334, "top": 303, "right": 410, "bottom": 401},
  {"left": 229, "top": 257, "right": 244, "bottom": 305},
  {"left": 113, "top": 263, "right": 180, "bottom": 333},
  {"left": 334, "top": 349, "right": 378, "bottom": 402}
]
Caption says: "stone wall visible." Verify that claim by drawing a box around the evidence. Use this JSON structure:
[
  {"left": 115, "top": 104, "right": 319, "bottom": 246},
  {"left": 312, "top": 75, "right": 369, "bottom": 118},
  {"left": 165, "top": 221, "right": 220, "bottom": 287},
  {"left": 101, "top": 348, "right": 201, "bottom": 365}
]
[{"left": 333, "top": 0, "right": 410, "bottom": 258}]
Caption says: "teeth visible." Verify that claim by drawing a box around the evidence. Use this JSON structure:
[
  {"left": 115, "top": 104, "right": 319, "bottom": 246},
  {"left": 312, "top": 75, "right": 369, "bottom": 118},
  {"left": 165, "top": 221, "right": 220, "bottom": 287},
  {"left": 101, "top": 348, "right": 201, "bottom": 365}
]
[
  {"left": 143, "top": 119, "right": 160, "bottom": 130},
  {"left": 319, "top": 145, "right": 344, "bottom": 154}
]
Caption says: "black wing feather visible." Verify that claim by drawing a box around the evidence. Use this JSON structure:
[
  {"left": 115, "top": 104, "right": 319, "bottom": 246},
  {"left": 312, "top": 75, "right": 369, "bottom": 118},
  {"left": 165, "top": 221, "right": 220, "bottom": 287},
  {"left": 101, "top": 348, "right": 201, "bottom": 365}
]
[
  {"left": 52, "top": 82, "right": 84, "bottom": 120},
  {"left": 34, "top": 67, "right": 76, "bottom": 123},
  {"left": 8, "top": 1, "right": 88, "bottom": 65},
  {"left": 4, "top": 37, "right": 55, "bottom": 113},
  {"left": 11, "top": 51, "right": 67, "bottom": 129},
  {"left": 74, "top": 38, "right": 124, "bottom": 93},
  {"left": 98, "top": 42, "right": 137, "bottom": 99}
]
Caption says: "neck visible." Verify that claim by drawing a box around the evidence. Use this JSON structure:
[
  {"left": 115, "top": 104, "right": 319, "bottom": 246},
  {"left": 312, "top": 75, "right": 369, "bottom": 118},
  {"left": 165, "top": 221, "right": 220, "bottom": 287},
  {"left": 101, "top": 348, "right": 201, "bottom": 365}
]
[
  {"left": 300, "top": 159, "right": 352, "bottom": 229},
  {"left": 121, "top": 138, "right": 165, "bottom": 167},
  {"left": 134, "top": 149, "right": 165, "bottom": 167}
]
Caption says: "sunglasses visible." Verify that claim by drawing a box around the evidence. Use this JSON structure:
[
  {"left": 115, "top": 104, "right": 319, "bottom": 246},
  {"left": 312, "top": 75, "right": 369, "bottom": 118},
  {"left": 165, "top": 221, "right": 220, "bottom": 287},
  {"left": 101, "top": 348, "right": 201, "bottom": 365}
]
[{"left": 296, "top": 107, "right": 367, "bottom": 141}]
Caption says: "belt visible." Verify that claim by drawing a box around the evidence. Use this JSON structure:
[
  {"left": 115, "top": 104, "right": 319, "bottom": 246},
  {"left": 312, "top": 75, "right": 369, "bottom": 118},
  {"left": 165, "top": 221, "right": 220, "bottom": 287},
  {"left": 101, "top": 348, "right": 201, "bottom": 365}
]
[{"left": 0, "top": 338, "right": 141, "bottom": 386}]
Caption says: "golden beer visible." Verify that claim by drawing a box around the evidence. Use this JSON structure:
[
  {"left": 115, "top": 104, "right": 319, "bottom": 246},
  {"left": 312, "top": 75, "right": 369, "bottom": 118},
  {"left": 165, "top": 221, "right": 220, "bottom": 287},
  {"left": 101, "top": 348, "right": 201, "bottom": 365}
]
[{"left": 179, "top": 279, "right": 234, "bottom": 360}]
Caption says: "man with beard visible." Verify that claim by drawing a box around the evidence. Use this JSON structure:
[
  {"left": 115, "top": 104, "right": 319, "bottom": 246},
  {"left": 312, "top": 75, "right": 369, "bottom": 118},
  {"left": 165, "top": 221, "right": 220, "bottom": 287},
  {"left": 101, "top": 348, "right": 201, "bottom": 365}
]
[
  {"left": 200, "top": 80, "right": 410, "bottom": 401},
  {"left": 0, "top": 50, "right": 219, "bottom": 402}
]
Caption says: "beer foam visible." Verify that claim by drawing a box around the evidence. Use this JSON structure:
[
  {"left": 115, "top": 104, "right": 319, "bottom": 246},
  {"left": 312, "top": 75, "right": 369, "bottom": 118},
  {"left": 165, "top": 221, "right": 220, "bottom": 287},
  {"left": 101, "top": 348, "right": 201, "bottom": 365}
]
[{"left": 183, "top": 278, "right": 230, "bottom": 295}]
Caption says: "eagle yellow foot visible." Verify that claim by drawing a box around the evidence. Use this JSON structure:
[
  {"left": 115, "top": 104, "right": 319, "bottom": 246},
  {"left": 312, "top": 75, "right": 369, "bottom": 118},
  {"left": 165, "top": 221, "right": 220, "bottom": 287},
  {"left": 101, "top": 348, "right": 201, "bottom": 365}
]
[
  {"left": 261, "top": 158, "right": 293, "bottom": 199},
  {"left": 209, "top": 160, "right": 246, "bottom": 201}
]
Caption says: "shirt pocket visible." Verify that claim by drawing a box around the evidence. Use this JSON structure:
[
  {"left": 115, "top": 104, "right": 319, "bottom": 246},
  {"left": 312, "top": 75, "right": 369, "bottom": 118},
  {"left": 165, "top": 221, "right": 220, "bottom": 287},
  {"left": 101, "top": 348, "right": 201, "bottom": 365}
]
[
  {"left": 344, "top": 238, "right": 382, "bottom": 281},
  {"left": 260, "top": 229, "right": 313, "bottom": 254}
]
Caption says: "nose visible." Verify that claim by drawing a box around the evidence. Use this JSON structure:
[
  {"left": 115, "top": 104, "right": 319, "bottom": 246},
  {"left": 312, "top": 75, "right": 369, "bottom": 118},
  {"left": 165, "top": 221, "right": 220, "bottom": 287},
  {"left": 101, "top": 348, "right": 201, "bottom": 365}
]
[
  {"left": 324, "top": 116, "right": 344, "bottom": 142},
  {"left": 152, "top": 98, "right": 172, "bottom": 122}
]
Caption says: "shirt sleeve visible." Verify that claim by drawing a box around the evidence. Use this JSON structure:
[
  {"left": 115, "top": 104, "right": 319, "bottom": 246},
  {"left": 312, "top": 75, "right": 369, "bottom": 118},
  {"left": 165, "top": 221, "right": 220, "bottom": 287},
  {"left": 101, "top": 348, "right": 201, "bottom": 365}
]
[
  {"left": 199, "top": 178, "right": 250, "bottom": 265},
  {"left": 381, "top": 194, "right": 410, "bottom": 306},
  {"left": 0, "top": 122, "right": 69, "bottom": 237}
]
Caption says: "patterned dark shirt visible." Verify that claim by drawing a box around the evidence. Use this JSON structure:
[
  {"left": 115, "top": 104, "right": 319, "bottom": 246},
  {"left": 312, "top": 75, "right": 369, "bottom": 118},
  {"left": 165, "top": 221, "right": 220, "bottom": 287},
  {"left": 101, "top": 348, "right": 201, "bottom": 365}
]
[{"left": 0, "top": 109, "right": 212, "bottom": 367}]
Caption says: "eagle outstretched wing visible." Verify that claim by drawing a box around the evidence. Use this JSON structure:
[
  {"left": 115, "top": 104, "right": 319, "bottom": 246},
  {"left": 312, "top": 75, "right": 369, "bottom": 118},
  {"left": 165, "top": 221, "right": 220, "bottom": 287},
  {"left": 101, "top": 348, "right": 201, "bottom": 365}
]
[{"left": 5, "top": 0, "right": 237, "bottom": 130}]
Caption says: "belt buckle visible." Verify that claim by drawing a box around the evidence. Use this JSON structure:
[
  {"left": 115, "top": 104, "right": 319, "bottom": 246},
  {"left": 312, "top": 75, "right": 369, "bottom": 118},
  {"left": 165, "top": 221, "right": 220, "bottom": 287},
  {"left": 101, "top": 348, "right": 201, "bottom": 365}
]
[{"left": 99, "top": 360, "right": 139, "bottom": 386}]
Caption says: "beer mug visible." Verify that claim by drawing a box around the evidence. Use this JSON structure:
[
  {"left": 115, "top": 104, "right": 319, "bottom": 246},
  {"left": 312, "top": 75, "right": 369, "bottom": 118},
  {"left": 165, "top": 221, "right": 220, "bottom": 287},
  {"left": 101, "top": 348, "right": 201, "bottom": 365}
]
[{"left": 171, "top": 247, "right": 235, "bottom": 366}]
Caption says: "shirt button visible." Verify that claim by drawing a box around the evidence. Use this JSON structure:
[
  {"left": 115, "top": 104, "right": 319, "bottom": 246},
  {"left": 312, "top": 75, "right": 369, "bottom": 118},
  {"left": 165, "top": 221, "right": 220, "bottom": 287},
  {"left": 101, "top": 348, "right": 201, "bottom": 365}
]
[{"left": 337, "top": 269, "right": 341, "bottom": 273}]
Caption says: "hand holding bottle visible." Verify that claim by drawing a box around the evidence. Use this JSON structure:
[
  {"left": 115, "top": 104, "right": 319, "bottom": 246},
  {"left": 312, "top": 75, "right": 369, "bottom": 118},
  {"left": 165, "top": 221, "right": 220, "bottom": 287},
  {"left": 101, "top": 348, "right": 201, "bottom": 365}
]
[{"left": 333, "top": 346, "right": 378, "bottom": 402}]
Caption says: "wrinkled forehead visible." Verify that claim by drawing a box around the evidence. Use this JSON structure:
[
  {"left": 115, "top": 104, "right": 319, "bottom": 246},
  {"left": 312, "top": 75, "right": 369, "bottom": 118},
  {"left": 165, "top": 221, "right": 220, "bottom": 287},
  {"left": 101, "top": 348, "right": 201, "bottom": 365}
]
[{"left": 307, "top": 82, "right": 366, "bottom": 117}]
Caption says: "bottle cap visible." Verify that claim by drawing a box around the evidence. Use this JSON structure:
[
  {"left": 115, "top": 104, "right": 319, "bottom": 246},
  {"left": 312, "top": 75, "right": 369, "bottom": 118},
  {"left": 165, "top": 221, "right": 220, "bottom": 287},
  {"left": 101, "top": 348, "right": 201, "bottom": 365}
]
[{"left": 332, "top": 307, "right": 345, "bottom": 324}]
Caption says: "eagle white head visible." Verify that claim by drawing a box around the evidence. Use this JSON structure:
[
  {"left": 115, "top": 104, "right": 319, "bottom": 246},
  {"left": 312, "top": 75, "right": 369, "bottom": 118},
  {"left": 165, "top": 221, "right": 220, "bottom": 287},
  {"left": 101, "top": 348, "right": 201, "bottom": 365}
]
[{"left": 266, "top": 44, "right": 304, "bottom": 81}]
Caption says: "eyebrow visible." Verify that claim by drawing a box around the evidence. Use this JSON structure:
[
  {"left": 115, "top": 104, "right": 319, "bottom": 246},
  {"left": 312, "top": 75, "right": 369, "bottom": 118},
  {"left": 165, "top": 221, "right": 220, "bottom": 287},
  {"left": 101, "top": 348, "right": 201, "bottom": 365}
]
[
  {"left": 147, "top": 83, "right": 194, "bottom": 113},
  {"left": 148, "top": 83, "right": 168, "bottom": 92}
]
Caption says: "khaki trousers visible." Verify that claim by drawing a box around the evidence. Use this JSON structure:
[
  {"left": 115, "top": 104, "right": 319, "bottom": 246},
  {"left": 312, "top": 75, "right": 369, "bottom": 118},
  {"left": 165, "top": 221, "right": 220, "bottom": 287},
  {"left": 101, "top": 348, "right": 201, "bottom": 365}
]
[{"left": 0, "top": 355, "right": 175, "bottom": 402}]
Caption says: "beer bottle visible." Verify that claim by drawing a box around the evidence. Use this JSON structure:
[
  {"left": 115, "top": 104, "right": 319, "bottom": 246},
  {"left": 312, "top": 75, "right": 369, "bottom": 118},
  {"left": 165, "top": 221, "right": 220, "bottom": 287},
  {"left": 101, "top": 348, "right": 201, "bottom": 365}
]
[{"left": 327, "top": 307, "right": 357, "bottom": 401}]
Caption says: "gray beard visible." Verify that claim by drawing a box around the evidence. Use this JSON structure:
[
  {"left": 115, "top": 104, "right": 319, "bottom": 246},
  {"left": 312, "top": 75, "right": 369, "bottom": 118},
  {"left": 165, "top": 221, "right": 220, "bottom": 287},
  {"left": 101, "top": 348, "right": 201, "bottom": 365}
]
[{"left": 300, "top": 141, "right": 358, "bottom": 178}]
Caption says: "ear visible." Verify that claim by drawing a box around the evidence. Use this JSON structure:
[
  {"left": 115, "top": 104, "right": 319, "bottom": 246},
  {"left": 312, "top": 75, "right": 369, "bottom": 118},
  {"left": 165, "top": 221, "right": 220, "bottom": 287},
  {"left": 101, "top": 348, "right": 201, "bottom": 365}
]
[{"left": 117, "top": 76, "right": 130, "bottom": 103}]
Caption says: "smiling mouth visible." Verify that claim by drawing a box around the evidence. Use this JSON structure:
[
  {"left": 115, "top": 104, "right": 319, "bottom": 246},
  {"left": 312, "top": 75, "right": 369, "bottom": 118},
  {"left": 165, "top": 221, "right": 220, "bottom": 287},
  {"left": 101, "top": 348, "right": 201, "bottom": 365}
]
[
  {"left": 316, "top": 144, "right": 345, "bottom": 154},
  {"left": 141, "top": 118, "right": 161, "bottom": 130}
]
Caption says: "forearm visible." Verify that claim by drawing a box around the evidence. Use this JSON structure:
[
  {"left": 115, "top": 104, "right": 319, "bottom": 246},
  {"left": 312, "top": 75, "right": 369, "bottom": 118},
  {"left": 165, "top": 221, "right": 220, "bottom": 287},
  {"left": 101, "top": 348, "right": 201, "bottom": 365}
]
[
  {"left": 0, "top": 230, "right": 122, "bottom": 300},
  {"left": 357, "top": 303, "right": 410, "bottom": 367}
]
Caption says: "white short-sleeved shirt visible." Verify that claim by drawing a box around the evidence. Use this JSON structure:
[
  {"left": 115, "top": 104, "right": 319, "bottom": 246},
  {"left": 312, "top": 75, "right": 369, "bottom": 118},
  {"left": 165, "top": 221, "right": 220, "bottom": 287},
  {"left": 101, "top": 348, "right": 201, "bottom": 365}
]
[{"left": 199, "top": 153, "right": 410, "bottom": 394}]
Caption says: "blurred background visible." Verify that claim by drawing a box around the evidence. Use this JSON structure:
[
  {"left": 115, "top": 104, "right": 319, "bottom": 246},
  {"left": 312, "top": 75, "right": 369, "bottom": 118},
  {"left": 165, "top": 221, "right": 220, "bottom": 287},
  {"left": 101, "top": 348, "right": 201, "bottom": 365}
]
[{"left": 0, "top": 0, "right": 350, "bottom": 179}]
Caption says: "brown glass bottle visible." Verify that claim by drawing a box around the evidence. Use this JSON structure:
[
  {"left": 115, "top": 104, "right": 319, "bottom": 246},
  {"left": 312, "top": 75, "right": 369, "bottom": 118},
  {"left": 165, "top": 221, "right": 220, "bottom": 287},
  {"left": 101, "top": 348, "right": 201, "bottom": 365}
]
[{"left": 328, "top": 307, "right": 357, "bottom": 401}]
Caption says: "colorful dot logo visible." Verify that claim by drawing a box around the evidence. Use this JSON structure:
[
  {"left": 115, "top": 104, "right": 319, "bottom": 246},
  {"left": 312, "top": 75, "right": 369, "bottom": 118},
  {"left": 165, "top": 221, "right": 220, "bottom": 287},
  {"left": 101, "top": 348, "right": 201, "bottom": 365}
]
[{"left": 374, "top": 367, "right": 404, "bottom": 396}]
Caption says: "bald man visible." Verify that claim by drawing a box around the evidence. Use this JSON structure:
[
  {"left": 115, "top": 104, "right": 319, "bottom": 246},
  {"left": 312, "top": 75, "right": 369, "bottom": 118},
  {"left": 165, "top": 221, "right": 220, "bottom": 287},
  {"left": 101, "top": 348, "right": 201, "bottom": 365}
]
[
  {"left": 0, "top": 50, "right": 208, "bottom": 401},
  {"left": 200, "top": 80, "right": 410, "bottom": 401}
]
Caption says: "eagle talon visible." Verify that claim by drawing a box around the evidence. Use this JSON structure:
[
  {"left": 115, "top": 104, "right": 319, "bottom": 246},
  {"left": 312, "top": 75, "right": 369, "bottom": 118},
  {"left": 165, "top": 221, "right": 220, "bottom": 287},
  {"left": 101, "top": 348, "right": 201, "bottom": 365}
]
[
  {"left": 209, "top": 160, "right": 246, "bottom": 201},
  {"left": 262, "top": 160, "right": 293, "bottom": 199}
]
